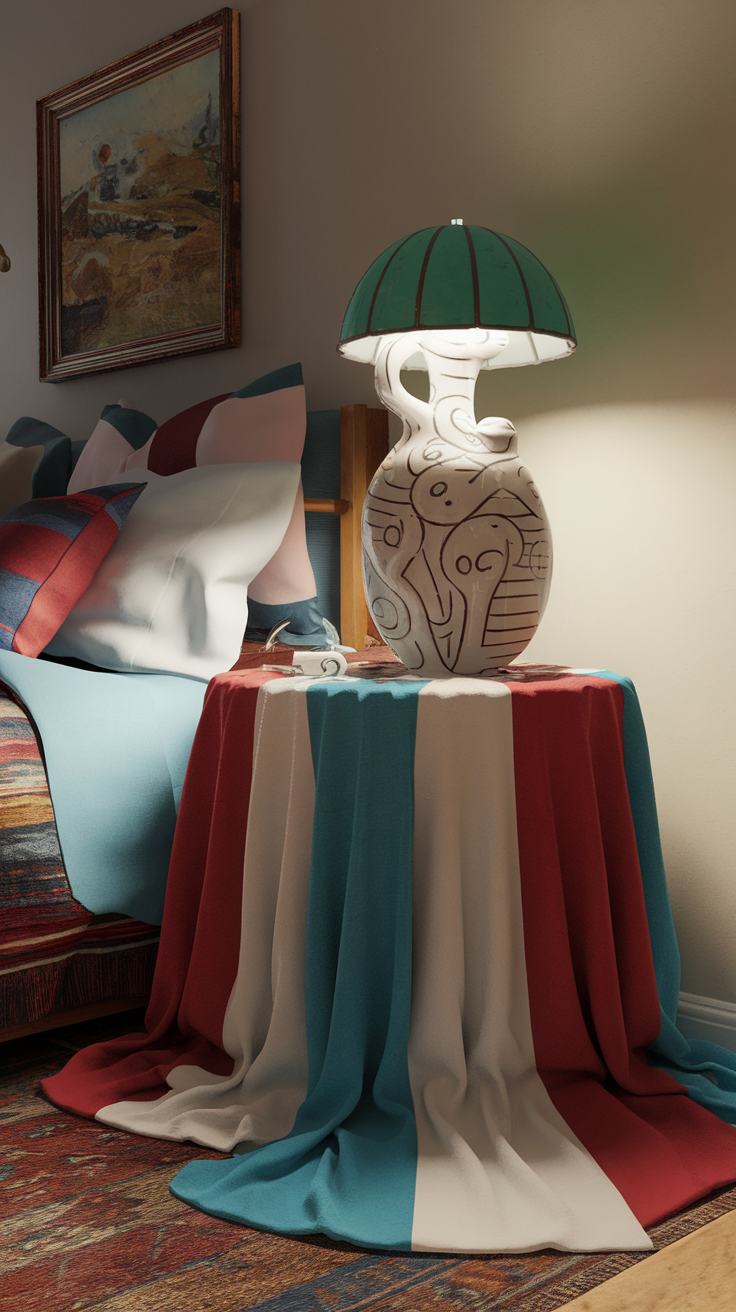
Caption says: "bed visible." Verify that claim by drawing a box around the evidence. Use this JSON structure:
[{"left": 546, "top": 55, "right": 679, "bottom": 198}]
[{"left": 0, "top": 374, "right": 388, "bottom": 1041}]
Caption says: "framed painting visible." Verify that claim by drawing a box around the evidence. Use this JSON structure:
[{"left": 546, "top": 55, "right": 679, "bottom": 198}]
[{"left": 37, "top": 9, "right": 240, "bottom": 382}]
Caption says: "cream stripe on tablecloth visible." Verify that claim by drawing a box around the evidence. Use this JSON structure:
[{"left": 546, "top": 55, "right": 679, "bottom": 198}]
[
  {"left": 97, "top": 679, "right": 314, "bottom": 1151},
  {"left": 408, "top": 678, "right": 650, "bottom": 1253}
]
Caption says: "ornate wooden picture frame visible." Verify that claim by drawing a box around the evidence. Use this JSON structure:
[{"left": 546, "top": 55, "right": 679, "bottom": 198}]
[{"left": 37, "top": 9, "right": 240, "bottom": 382}]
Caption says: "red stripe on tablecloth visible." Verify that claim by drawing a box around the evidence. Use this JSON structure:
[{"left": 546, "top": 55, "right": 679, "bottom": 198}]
[
  {"left": 511, "top": 673, "right": 736, "bottom": 1227},
  {"left": 41, "top": 670, "right": 276, "bottom": 1118}
]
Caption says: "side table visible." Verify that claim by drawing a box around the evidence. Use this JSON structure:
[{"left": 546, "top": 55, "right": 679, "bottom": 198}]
[{"left": 43, "top": 663, "right": 736, "bottom": 1254}]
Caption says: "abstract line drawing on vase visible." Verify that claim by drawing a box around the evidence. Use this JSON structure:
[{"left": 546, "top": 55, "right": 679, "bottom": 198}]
[{"left": 362, "top": 330, "right": 552, "bottom": 676}]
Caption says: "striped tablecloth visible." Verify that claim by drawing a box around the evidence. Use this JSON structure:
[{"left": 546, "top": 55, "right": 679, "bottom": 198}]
[{"left": 43, "top": 667, "right": 736, "bottom": 1253}]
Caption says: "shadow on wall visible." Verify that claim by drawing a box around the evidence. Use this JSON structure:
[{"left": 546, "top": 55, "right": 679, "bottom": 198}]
[
  {"left": 517, "top": 400, "right": 736, "bottom": 1004},
  {"left": 514, "top": 401, "right": 736, "bottom": 673}
]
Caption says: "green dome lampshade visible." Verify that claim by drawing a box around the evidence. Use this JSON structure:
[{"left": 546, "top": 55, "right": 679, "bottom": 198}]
[{"left": 338, "top": 223, "right": 576, "bottom": 369}]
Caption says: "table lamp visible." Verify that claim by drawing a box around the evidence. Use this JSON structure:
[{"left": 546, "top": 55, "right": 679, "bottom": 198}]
[{"left": 338, "top": 221, "right": 575, "bottom": 676}]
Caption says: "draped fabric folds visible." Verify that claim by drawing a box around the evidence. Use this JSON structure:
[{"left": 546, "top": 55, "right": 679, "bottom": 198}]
[{"left": 43, "top": 669, "right": 736, "bottom": 1253}]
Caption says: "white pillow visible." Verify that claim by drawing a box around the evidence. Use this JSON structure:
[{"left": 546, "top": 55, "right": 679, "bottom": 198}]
[{"left": 45, "top": 463, "right": 301, "bottom": 680}]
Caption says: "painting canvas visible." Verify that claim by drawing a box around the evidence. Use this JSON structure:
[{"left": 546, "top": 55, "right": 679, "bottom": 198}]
[{"left": 38, "top": 10, "right": 239, "bottom": 381}]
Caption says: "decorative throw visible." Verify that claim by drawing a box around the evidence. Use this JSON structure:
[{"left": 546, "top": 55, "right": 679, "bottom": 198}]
[
  {"left": 0, "top": 484, "right": 144, "bottom": 657},
  {"left": 0, "top": 687, "right": 161, "bottom": 1029}
]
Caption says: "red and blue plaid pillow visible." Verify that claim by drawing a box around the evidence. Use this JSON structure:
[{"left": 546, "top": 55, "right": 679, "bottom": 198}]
[{"left": 0, "top": 483, "right": 144, "bottom": 657}]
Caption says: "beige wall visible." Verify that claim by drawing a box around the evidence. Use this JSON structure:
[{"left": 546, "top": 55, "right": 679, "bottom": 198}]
[{"left": 1, "top": 1, "right": 735, "bottom": 997}]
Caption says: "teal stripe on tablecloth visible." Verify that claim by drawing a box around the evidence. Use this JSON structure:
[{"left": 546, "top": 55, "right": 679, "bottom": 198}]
[
  {"left": 171, "top": 678, "right": 426, "bottom": 1248},
  {"left": 595, "top": 672, "right": 736, "bottom": 1122}
]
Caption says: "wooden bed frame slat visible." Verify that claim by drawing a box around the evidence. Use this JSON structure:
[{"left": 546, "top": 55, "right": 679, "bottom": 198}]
[
  {"left": 303, "top": 497, "right": 350, "bottom": 515},
  {"left": 0, "top": 996, "right": 149, "bottom": 1043},
  {"left": 339, "top": 404, "right": 389, "bottom": 650}
]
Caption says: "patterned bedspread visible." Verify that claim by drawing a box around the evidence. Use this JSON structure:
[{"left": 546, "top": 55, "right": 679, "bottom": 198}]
[{"left": 0, "top": 689, "right": 159, "bottom": 1029}]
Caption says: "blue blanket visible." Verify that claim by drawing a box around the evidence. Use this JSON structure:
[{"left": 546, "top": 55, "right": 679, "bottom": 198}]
[{"left": 0, "top": 651, "right": 206, "bottom": 924}]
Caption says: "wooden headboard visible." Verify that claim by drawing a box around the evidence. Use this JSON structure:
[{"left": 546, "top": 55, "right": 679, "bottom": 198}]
[{"left": 303, "top": 403, "right": 389, "bottom": 651}]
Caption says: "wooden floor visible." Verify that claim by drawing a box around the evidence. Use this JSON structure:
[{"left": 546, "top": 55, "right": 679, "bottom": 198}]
[{"left": 560, "top": 1209, "right": 736, "bottom": 1310}]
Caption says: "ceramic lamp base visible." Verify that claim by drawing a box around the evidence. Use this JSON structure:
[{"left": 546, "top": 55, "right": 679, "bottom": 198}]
[{"left": 361, "top": 330, "right": 552, "bottom": 677}]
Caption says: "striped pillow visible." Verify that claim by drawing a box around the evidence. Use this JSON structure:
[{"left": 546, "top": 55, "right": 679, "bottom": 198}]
[{"left": 0, "top": 484, "right": 144, "bottom": 657}]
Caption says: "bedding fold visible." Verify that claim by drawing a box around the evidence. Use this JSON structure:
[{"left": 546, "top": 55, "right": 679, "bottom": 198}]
[{"left": 0, "top": 649, "right": 205, "bottom": 923}]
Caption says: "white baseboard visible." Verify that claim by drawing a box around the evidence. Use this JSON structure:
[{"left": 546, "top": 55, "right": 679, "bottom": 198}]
[{"left": 677, "top": 991, "right": 736, "bottom": 1053}]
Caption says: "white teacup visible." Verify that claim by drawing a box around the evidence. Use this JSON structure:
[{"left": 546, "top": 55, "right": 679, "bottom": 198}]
[{"left": 292, "top": 650, "right": 348, "bottom": 678}]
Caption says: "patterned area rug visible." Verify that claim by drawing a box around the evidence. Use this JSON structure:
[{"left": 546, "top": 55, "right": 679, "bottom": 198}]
[{"left": 2, "top": 1009, "right": 735, "bottom": 1311}]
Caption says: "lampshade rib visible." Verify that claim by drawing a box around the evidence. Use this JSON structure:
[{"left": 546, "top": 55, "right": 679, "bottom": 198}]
[
  {"left": 419, "top": 226, "right": 475, "bottom": 327},
  {"left": 486, "top": 229, "right": 535, "bottom": 330},
  {"left": 369, "top": 229, "right": 436, "bottom": 335},
  {"left": 412, "top": 227, "right": 442, "bottom": 328},
  {"left": 502, "top": 232, "right": 572, "bottom": 338},
  {"left": 546, "top": 268, "right": 575, "bottom": 339},
  {"left": 463, "top": 224, "right": 481, "bottom": 326},
  {"left": 345, "top": 234, "right": 414, "bottom": 345}
]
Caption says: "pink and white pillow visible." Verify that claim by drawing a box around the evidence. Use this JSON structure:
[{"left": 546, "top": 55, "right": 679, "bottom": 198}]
[
  {"left": 66, "top": 402, "right": 156, "bottom": 494},
  {"left": 67, "top": 364, "right": 318, "bottom": 614}
]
